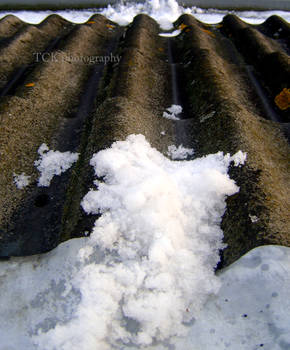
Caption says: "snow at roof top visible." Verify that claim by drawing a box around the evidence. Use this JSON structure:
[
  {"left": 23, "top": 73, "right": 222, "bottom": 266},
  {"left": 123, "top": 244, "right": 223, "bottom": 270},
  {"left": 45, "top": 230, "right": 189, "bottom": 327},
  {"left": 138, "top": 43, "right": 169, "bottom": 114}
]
[
  {"left": 0, "top": 134, "right": 250, "bottom": 349},
  {"left": 0, "top": 0, "right": 289, "bottom": 28}
]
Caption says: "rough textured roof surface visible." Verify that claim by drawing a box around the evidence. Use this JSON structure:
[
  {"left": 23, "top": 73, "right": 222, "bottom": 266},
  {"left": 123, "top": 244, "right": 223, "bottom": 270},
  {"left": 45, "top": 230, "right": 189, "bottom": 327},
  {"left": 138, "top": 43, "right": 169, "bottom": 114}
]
[{"left": 0, "top": 13, "right": 289, "bottom": 267}]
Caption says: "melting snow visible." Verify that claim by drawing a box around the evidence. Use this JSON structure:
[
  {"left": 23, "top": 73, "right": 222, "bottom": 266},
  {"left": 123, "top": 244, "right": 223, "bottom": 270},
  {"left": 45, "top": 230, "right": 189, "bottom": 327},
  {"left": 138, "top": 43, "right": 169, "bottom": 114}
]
[
  {"left": 13, "top": 172, "right": 31, "bottom": 189},
  {"left": 162, "top": 104, "right": 182, "bottom": 120},
  {"left": 34, "top": 143, "right": 79, "bottom": 187},
  {"left": 230, "top": 150, "right": 247, "bottom": 166},
  {"left": 0, "top": 134, "right": 250, "bottom": 350},
  {"left": 167, "top": 144, "right": 194, "bottom": 160}
]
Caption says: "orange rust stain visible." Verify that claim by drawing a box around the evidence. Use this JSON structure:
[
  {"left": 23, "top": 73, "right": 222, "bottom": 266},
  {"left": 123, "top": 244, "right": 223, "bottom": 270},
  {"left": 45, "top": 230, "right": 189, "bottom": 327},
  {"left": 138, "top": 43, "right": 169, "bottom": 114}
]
[
  {"left": 106, "top": 24, "right": 115, "bottom": 29},
  {"left": 87, "top": 21, "right": 95, "bottom": 24},
  {"left": 178, "top": 23, "right": 189, "bottom": 31},
  {"left": 158, "top": 47, "right": 164, "bottom": 52},
  {"left": 25, "top": 83, "right": 35, "bottom": 87},
  {"left": 275, "top": 88, "right": 290, "bottom": 110},
  {"left": 201, "top": 28, "right": 215, "bottom": 37}
]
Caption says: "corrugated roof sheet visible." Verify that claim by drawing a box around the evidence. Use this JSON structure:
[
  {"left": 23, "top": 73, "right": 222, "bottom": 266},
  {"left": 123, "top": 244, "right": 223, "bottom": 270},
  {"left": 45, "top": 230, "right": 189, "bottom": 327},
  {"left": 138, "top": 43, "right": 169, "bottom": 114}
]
[{"left": 0, "top": 13, "right": 289, "bottom": 267}]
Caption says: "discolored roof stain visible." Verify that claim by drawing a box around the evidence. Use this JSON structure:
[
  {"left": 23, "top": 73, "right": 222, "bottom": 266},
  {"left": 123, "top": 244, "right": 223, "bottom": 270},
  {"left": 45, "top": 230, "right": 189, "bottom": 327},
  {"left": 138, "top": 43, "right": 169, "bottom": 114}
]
[{"left": 0, "top": 13, "right": 289, "bottom": 267}]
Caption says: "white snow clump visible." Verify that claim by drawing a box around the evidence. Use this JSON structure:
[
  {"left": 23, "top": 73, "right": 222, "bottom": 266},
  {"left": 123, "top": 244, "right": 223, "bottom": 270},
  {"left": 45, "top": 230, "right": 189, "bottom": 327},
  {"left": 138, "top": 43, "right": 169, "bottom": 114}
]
[
  {"left": 162, "top": 104, "right": 182, "bottom": 120},
  {"left": 78, "top": 134, "right": 245, "bottom": 347},
  {"left": 167, "top": 144, "right": 194, "bottom": 160},
  {"left": 34, "top": 143, "right": 79, "bottom": 187},
  {"left": 13, "top": 172, "right": 31, "bottom": 189}
]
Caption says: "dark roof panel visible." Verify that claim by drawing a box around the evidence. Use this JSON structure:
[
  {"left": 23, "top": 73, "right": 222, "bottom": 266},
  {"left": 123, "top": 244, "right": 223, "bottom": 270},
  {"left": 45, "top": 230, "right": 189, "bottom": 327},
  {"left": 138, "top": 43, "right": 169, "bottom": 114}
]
[{"left": 0, "top": 13, "right": 289, "bottom": 267}]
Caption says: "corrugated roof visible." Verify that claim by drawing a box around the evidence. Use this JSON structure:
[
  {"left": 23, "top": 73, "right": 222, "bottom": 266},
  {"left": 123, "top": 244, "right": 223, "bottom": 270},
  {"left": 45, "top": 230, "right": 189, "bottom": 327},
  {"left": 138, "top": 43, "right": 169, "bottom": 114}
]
[{"left": 0, "top": 13, "right": 289, "bottom": 267}]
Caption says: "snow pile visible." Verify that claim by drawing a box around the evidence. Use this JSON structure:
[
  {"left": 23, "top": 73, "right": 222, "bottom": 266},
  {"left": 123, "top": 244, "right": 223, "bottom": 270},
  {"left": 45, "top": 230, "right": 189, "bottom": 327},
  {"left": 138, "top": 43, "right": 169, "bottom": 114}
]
[
  {"left": 167, "top": 144, "right": 194, "bottom": 160},
  {"left": 1, "top": 135, "right": 287, "bottom": 350},
  {"left": 77, "top": 134, "right": 243, "bottom": 347},
  {"left": 13, "top": 172, "right": 30, "bottom": 189},
  {"left": 162, "top": 104, "right": 182, "bottom": 120},
  {"left": 0, "top": 134, "right": 247, "bottom": 349},
  {"left": 100, "top": 0, "right": 182, "bottom": 30},
  {"left": 96, "top": 1, "right": 145, "bottom": 26},
  {"left": 34, "top": 143, "right": 79, "bottom": 187}
]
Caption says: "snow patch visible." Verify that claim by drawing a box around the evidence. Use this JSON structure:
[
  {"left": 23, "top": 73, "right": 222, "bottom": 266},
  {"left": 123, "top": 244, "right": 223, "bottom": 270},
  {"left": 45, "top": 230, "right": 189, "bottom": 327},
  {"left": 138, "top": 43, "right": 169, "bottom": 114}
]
[
  {"left": 230, "top": 150, "right": 247, "bottom": 166},
  {"left": 167, "top": 144, "right": 194, "bottom": 160},
  {"left": 162, "top": 104, "right": 182, "bottom": 120},
  {"left": 13, "top": 172, "right": 30, "bottom": 189},
  {"left": 250, "top": 214, "right": 259, "bottom": 223},
  {"left": 34, "top": 143, "right": 79, "bottom": 187}
]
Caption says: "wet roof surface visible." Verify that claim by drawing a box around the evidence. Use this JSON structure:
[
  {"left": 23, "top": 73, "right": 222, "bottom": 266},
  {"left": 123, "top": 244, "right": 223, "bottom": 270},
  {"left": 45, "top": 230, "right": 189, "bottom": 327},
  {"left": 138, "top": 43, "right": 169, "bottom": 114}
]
[{"left": 0, "top": 13, "right": 289, "bottom": 266}]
